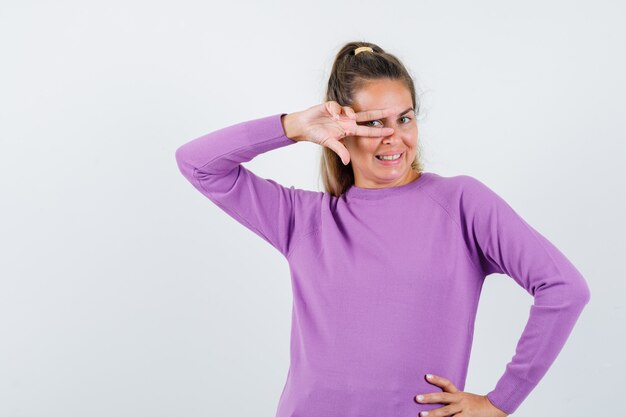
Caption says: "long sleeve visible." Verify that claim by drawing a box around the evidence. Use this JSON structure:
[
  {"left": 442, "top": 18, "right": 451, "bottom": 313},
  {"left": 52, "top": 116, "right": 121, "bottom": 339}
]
[
  {"left": 461, "top": 176, "right": 591, "bottom": 415},
  {"left": 174, "top": 113, "right": 301, "bottom": 258}
]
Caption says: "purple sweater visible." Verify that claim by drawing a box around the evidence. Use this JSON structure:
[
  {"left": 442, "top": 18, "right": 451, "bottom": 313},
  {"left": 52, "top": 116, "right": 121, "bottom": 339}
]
[{"left": 175, "top": 113, "right": 591, "bottom": 416}]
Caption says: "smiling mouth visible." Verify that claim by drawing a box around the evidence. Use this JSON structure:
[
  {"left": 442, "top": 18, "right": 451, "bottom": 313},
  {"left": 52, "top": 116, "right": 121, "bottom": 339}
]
[{"left": 375, "top": 152, "right": 404, "bottom": 161}]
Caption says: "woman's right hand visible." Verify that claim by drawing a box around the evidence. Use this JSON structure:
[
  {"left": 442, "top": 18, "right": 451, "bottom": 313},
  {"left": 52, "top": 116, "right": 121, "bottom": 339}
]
[{"left": 282, "top": 101, "right": 396, "bottom": 166}]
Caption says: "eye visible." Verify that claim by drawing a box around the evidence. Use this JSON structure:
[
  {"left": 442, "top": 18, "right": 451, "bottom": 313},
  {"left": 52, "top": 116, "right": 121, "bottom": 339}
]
[{"left": 365, "top": 117, "right": 412, "bottom": 127}]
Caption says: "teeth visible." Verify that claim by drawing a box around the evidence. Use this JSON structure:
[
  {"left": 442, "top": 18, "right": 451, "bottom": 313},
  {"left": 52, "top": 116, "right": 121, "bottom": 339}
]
[{"left": 376, "top": 153, "right": 402, "bottom": 161}]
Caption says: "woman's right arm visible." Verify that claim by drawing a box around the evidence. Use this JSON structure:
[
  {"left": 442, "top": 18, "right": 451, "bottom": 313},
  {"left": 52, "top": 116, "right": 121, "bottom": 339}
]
[
  {"left": 174, "top": 112, "right": 304, "bottom": 258},
  {"left": 174, "top": 103, "right": 397, "bottom": 258}
]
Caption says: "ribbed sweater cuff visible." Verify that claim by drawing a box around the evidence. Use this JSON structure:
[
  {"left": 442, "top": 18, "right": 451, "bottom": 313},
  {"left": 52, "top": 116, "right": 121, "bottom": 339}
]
[
  {"left": 486, "top": 369, "right": 538, "bottom": 415},
  {"left": 249, "top": 112, "right": 299, "bottom": 147}
]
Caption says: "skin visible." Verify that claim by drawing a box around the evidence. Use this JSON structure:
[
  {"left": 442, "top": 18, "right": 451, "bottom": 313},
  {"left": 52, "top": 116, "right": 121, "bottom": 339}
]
[
  {"left": 341, "top": 78, "right": 421, "bottom": 189},
  {"left": 415, "top": 373, "right": 508, "bottom": 417}
]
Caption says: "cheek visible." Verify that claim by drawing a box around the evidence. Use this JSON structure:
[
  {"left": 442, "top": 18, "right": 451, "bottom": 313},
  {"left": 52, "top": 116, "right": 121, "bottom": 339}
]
[
  {"left": 350, "top": 139, "right": 377, "bottom": 157},
  {"left": 403, "top": 134, "right": 418, "bottom": 149}
]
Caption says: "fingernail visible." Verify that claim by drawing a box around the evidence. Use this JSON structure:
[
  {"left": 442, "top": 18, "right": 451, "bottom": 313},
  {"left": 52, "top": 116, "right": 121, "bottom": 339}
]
[
  {"left": 417, "top": 395, "right": 424, "bottom": 401},
  {"left": 426, "top": 374, "right": 433, "bottom": 379},
  {"left": 420, "top": 412, "right": 429, "bottom": 416}
]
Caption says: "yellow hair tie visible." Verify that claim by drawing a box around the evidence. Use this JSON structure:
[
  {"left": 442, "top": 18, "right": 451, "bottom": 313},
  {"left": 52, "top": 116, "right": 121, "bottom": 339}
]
[{"left": 354, "top": 46, "right": 374, "bottom": 55}]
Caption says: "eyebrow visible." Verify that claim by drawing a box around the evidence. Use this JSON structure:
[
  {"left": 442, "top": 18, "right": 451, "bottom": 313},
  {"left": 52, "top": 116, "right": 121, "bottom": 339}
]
[
  {"left": 367, "top": 107, "right": 415, "bottom": 121},
  {"left": 397, "top": 107, "right": 414, "bottom": 117}
]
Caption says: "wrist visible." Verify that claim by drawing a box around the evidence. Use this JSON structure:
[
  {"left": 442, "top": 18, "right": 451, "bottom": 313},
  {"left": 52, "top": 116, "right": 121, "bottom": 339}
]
[
  {"left": 281, "top": 112, "right": 304, "bottom": 142},
  {"left": 484, "top": 394, "right": 509, "bottom": 416}
]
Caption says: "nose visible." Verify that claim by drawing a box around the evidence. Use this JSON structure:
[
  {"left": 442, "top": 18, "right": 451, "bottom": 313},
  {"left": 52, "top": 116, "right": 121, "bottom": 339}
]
[{"left": 382, "top": 128, "right": 401, "bottom": 145}]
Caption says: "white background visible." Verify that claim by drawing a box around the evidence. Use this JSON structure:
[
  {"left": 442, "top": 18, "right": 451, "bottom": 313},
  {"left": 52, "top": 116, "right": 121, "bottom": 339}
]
[{"left": 1, "top": 1, "right": 624, "bottom": 416}]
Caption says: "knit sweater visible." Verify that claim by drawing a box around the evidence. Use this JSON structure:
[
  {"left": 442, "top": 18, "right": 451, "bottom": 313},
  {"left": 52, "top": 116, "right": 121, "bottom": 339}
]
[{"left": 174, "top": 112, "right": 591, "bottom": 416}]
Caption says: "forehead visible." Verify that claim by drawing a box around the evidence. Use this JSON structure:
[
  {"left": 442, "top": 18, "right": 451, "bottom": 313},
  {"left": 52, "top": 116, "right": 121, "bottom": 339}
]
[{"left": 351, "top": 79, "right": 412, "bottom": 114}]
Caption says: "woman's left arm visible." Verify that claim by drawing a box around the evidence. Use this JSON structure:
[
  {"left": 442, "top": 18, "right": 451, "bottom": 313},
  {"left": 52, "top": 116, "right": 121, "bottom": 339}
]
[{"left": 462, "top": 175, "right": 591, "bottom": 415}]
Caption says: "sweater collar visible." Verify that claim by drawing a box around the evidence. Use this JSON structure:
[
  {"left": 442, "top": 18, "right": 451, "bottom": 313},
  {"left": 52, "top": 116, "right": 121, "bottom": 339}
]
[{"left": 344, "top": 172, "right": 431, "bottom": 200}]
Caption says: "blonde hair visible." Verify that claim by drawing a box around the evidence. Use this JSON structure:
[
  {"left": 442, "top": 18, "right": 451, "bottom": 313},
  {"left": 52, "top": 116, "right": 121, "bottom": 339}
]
[{"left": 320, "top": 41, "right": 424, "bottom": 197}]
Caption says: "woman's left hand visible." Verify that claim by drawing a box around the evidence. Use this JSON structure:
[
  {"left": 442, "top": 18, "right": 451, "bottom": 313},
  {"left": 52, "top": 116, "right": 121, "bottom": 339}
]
[{"left": 415, "top": 373, "right": 509, "bottom": 417}]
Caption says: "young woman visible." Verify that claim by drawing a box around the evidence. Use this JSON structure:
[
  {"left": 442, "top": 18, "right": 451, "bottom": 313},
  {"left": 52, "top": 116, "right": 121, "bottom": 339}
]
[{"left": 175, "top": 42, "right": 591, "bottom": 417}]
